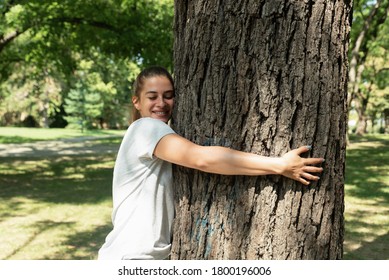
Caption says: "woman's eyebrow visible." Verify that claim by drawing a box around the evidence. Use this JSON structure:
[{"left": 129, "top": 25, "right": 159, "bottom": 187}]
[{"left": 145, "top": 90, "right": 174, "bottom": 94}]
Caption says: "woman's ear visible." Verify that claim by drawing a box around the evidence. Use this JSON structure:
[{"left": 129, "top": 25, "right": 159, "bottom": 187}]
[{"left": 132, "top": 96, "right": 140, "bottom": 111}]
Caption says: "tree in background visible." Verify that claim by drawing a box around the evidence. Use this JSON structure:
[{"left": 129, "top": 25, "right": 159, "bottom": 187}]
[
  {"left": 357, "top": 44, "right": 389, "bottom": 134},
  {"left": 64, "top": 57, "right": 127, "bottom": 130},
  {"left": 0, "top": 62, "right": 64, "bottom": 127},
  {"left": 0, "top": 0, "right": 173, "bottom": 128},
  {"left": 172, "top": 0, "right": 351, "bottom": 259},
  {"left": 348, "top": 0, "right": 389, "bottom": 134}
]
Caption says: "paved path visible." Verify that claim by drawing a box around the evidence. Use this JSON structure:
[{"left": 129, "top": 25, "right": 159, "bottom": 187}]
[{"left": 0, "top": 136, "right": 121, "bottom": 158}]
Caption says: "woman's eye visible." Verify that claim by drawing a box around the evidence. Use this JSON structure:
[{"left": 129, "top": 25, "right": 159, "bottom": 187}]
[{"left": 148, "top": 96, "right": 157, "bottom": 100}]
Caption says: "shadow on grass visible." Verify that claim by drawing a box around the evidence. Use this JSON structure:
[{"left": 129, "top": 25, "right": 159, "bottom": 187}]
[
  {"left": 0, "top": 154, "right": 115, "bottom": 206},
  {"left": 0, "top": 154, "right": 115, "bottom": 259},
  {"left": 345, "top": 137, "right": 389, "bottom": 201},
  {"left": 0, "top": 129, "right": 125, "bottom": 144},
  {"left": 4, "top": 220, "right": 76, "bottom": 260},
  {"left": 0, "top": 136, "right": 42, "bottom": 144},
  {"left": 344, "top": 135, "right": 389, "bottom": 260},
  {"left": 3, "top": 218, "right": 112, "bottom": 260},
  {"left": 48, "top": 224, "right": 113, "bottom": 260},
  {"left": 345, "top": 232, "right": 389, "bottom": 260},
  {"left": 344, "top": 211, "right": 389, "bottom": 259}
]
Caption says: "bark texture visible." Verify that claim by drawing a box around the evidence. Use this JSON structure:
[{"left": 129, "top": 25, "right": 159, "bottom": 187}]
[{"left": 172, "top": 0, "right": 351, "bottom": 260}]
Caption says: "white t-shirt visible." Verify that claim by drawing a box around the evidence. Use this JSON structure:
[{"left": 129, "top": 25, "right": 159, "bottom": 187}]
[{"left": 98, "top": 118, "right": 176, "bottom": 260}]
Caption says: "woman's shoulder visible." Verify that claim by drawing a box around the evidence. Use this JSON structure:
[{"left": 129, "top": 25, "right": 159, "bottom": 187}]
[
  {"left": 122, "top": 118, "right": 175, "bottom": 150},
  {"left": 128, "top": 118, "right": 175, "bottom": 136},
  {"left": 131, "top": 117, "right": 169, "bottom": 128}
]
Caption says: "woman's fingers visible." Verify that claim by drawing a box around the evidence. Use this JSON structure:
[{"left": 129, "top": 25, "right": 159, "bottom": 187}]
[
  {"left": 303, "top": 166, "right": 323, "bottom": 173},
  {"left": 296, "top": 172, "right": 320, "bottom": 186},
  {"left": 294, "top": 145, "right": 312, "bottom": 155},
  {"left": 301, "top": 172, "right": 320, "bottom": 181},
  {"left": 298, "top": 177, "right": 311, "bottom": 186},
  {"left": 283, "top": 146, "right": 325, "bottom": 185},
  {"left": 304, "top": 157, "right": 325, "bottom": 165},
  {"left": 293, "top": 146, "right": 325, "bottom": 165}
]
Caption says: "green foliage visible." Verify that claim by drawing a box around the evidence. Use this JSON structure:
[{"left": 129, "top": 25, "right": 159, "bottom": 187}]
[
  {"left": 0, "top": 0, "right": 173, "bottom": 128},
  {"left": 349, "top": 0, "right": 389, "bottom": 134},
  {"left": 0, "top": 0, "right": 174, "bottom": 70},
  {"left": 350, "top": 0, "right": 389, "bottom": 58}
]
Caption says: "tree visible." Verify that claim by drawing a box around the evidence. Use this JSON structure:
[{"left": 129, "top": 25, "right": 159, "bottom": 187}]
[
  {"left": 172, "top": 0, "right": 351, "bottom": 259},
  {"left": 354, "top": 52, "right": 389, "bottom": 134},
  {"left": 348, "top": 0, "right": 389, "bottom": 134},
  {"left": 0, "top": 62, "right": 63, "bottom": 127},
  {"left": 0, "top": 0, "right": 174, "bottom": 75},
  {"left": 64, "top": 58, "right": 122, "bottom": 130},
  {"left": 0, "top": 0, "right": 174, "bottom": 128}
]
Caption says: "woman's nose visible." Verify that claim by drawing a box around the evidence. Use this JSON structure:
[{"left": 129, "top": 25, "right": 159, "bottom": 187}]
[{"left": 156, "top": 96, "right": 166, "bottom": 106}]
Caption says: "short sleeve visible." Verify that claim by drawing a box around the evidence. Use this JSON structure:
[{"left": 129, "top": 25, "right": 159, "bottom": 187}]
[{"left": 131, "top": 118, "right": 175, "bottom": 159}]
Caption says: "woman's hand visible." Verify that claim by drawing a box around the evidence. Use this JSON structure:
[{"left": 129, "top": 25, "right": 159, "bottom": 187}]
[{"left": 279, "top": 146, "right": 324, "bottom": 185}]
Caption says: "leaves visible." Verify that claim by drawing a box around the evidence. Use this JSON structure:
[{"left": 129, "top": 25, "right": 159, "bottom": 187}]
[
  {"left": 0, "top": 0, "right": 173, "bottom": 128},
  {"left": 349, "top": 0, "right": 389, "bottom": 134}
]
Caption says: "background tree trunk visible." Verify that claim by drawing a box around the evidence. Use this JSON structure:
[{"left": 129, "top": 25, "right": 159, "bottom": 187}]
[{"left": 172, "top": 0, "right": 351, "bottom": 260}]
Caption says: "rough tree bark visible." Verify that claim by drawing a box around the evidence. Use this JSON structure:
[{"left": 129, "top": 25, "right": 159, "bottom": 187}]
[{"left": 172, "top": 0, "right": 351, "bottom": 260}]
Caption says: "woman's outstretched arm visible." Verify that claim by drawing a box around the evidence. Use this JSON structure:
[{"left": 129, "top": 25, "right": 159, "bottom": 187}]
[{"left": 154, "top": 134, "right": 324, "bottom": 185}]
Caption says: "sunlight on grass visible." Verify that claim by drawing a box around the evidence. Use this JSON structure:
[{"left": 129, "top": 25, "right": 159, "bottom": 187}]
[
  {"left": 0, "top": 201, "right": 112, "bottom": 260},
  {"left": 0, "top": 160, "right": 51, "bottom": 175},
  {"left": 0, "top": 127, "right": 125, "bottom": 144},
  {"left": 0, "top": 130, "right": 388, "bottom": 259},
  {"left": 343, "top": 134, "right": 389, "bottom": 260},
  {"left": 0, "top": 155, "right": 115, "bottom": 259}
]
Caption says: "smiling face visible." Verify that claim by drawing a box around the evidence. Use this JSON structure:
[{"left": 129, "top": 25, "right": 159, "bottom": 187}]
[{"left": 132, "top": 75, "right": 174, "bottom": 123}]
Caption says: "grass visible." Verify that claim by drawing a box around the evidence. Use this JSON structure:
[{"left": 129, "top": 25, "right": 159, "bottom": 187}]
[
  {"left": 0, "top": 127, "right": 125, "bottom": 144},
  {"left": 0, "top": 155, "right": 115, "bottom": 259},
  {"left": 343, "top": 134, "right": 389, "bottom": 260},
  {"left": 0, "top": 127, "right": 122, "bottom": 259},
  {"left": 0, "top": 127, "right": 388, "bottom": 259}
]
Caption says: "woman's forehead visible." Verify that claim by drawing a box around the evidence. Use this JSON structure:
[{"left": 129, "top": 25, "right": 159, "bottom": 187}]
[{"left": 142, "top": 76, "right": 173, "bottom": 91}]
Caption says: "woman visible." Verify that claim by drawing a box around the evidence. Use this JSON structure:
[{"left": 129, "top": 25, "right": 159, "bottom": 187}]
[{"left": 98, "top": 66, "right": 324, "bottom": 260}]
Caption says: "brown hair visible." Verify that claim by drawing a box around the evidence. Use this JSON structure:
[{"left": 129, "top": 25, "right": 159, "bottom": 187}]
[{"left": 132, "top": 66, "right": 174, "bottom": 122}]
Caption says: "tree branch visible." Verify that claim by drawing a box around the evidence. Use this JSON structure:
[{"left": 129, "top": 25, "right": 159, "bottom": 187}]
[
  {"left": 0, "top": 15, "right": 121, "bottom": 55},
  {"left": 348, "top": 0, "right": 389, "bottom": 106},
  {"left": 0, "top": 29, "right": 28, "bottom": 52},
  {"left": 49, "top": 17, "right": 119, "bottom": 33}
]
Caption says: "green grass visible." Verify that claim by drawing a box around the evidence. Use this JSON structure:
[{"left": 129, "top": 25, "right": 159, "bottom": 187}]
[
  {"left": 343, "top": 134, "right": 389, "bottom": 260},
  {"left": 0, "top": 155, "right": 115, "bottom": 259},
  {"left": 0, "top": 127, "right": 125, "bottom": 144},
  {"left": 0, "top": 128, "right": 388, "bottom": 259},
  {"left": 0, "top": 127, "right": 120, "bottom": 259}
]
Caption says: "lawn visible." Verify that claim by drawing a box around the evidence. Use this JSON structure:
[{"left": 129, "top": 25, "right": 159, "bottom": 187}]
[
  {"left": 0, "top": 128, "right": 122, "bottom": 259},
  {"left": 0, "top": 154, "right": 115, "bottom": 259},
  {"left": 0, "top": 127, "right": 125, "bottom": 144},
  {"left": 343, "top": 135, "right": 389, "bottom": 259},
  {"left": 0, "top": 128, "right": 388, "bottom": 259}
]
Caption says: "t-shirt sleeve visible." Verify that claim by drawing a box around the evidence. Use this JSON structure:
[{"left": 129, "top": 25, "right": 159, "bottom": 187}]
[{"left": 132, "top": 118, "right": 176, "bottom": 159}]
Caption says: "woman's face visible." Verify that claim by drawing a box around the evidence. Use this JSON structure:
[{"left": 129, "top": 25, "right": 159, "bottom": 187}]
[{"left": 132, "top": 76, "right": 174, "bottom": 123}]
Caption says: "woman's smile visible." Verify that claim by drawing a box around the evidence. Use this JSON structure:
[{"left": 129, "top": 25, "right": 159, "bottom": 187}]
[{"left": 132, "top": 76, "right": 174, "bottom": 123}]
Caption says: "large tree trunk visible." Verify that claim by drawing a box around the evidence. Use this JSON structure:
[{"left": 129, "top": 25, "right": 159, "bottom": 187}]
[{"left": 172, "top": 0, "right": 351, "bottom": 260}]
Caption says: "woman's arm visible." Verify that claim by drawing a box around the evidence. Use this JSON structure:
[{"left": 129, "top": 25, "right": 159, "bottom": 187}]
[{"left": 154, "top": 134, "right": 324, "bottom": 185}]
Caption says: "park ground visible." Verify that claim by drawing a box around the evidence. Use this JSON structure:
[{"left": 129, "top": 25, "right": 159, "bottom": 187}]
[{"left": 0, "top": 128, "right": 388, "bottom": 260}]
